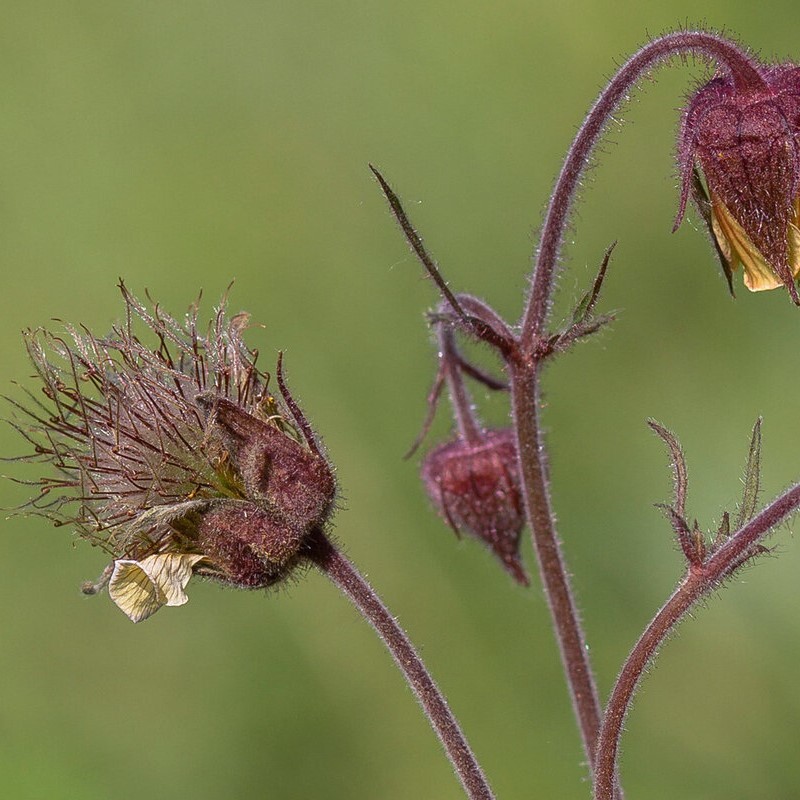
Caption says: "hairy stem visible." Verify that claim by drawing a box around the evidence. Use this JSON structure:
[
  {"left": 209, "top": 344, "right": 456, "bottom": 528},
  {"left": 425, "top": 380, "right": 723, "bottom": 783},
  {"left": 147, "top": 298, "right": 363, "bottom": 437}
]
[
  {"left": 509, "top": 358, "right": 610, "bottom": 788},
  {"left": 507, "top": 31, "right": 762, "bottom": 794},
  {"left": 520, "top": 31, "right": 764, "bottom": 351},
  {"left": 439, "top": 324, "right": 483, "bottom": 444},
  {"left": 593, "top": 483, "right": 800, "bottom": 800},
  {"left": 306, "top": 527, "right": 496, "bottom": 800}
]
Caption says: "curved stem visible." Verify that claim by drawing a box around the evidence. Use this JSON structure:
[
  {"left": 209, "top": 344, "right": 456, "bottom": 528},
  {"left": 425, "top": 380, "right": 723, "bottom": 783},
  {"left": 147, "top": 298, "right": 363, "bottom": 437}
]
[
  {"left": 593, "top": 482, "right": 800, "bottom": 800},
  {"left": 439, "top": 324, "right": 483, "bottom": 444},
  {"left": 305, "top": 527, "right": 496, "bottom": 800},
  {"left": 520, "top": 31, "right": 764, "bottom": 352},
  {"left": 509, "top": 358, "right": 610, "bottom": 788}
]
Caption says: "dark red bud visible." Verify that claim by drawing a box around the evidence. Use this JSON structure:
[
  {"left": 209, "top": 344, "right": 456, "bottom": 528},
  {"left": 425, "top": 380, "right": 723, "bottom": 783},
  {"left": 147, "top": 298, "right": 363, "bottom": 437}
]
[
  {"left": 421, "top": 428, "right": 528, "bottom": 586},
  {"left": 203, "top": 396, "right": 336, "bottom": 531},
  {"left": 677, "top": 65, "right": 800, "bottom": 297},
  {"left": 196, "top": 501, "right": 308, "bottom": 588}
]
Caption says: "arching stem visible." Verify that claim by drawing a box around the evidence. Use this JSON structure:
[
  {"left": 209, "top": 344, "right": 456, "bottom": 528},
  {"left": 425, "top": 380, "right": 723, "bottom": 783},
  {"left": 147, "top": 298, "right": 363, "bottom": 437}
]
[
  {"left": 520, "top": 31, "right": 764, "bottom": 351},
  {"left": 593, "top": 483, "right": 800, "bottom": 800},
  {"left": 306, "top": 527, "right": 496, "bottom": 800}
]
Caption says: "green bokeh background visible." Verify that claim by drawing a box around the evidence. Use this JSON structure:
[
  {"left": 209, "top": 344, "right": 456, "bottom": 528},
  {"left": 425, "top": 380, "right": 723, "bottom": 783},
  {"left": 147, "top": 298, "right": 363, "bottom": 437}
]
[{"left": 2, "top": 3, "right": 799, "bottom": 798}]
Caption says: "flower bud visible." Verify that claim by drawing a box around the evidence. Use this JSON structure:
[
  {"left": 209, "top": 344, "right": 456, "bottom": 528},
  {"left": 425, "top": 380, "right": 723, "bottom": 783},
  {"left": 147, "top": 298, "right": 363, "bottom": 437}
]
[
  {"left": 201, "top": 396, "right": 335, "bottom": 533},
  {"left": 421, "top": 428, "right": 528, "bottom": 585},
  {"left": 676, "top": 65, "right": 800, "bottom": 297},
  {"left": 195, "top": 502, "right": 303, "bottom": 589}
]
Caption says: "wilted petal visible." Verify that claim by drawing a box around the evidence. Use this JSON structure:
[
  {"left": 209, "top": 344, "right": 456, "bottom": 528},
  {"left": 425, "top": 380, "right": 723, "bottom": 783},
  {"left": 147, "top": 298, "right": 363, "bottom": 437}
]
[
  {"left": 109, "top": 560, "right": 168, "bottom": 623},
  {"left": 139, "top": 553, "right": 205, "bottom": 606},
  {"left": 108, "top": 553, "right": 205, "bottom": 622}
]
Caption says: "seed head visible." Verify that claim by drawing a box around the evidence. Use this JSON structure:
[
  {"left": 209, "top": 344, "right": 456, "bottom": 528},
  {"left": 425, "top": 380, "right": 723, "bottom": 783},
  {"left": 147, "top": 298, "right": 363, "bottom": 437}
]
[{"left": 9, "top": 284, "right": 336, "bottom": 621}]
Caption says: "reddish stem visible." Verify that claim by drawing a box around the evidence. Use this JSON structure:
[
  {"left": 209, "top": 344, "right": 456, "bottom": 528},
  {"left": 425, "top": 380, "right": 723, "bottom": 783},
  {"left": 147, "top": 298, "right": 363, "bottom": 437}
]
[
  {"left": 306, "top": 528, "right": 496, "bottom": 800},
  {"left": 439, "top": 324, "right": 483, "bottom": 444},
  {"left": 508, "top": 32, "right": 762, "bottom": 795},
  {"left": 593, "top": 483, "right": 800, "bottom": 800},
  {"left": 508, "top": 358, "right": 613, "bottom": 791},
  {"left": 520, "top": 31, "right": 764, "bottom": 351}
]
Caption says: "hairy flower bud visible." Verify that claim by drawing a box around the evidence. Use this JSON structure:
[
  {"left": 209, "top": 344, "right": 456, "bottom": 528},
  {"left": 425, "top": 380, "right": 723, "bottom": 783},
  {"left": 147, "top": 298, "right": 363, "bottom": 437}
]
[
  {"left": 676, "top": 64, "right": 800, "bottom": 297},
  {"left": 421, "top": 428, "right": 528, "bottom": 586},
  {"left": 9, "top": 284, "right": 336, "bottom": 621}
]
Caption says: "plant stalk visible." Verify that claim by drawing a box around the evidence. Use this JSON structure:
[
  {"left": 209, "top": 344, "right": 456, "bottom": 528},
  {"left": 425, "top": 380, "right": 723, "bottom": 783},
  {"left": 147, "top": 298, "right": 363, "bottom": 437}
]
[
  {"left": 306, "top": 527, "right": 496, "bottom": 800},
  {"left": 593, "top": 482, "right": 800, "bottom": 800},
  {"left": 520, "top": 31, "right": 764, "bottom": 351},
  {"left": 509, "top": 358, "right": 609, "bottom": 787}
]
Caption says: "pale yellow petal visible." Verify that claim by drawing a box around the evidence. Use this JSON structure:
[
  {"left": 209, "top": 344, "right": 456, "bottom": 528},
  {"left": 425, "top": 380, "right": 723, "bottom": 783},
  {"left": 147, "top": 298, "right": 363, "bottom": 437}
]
[
  {"left": 709, "top": 198, "right": 734, "bottom": 266},
  {"left": 788, "top": 198, "right": 800, "bottom": 278},
  {"left": 139, "top": 553, "right": 205, "bottom": 607},
  {"left": 108, "top": 560, "right": 167, "bottom": 623},
  {"left": 710, "top": 196, "right": 783, "bottom": 291}
]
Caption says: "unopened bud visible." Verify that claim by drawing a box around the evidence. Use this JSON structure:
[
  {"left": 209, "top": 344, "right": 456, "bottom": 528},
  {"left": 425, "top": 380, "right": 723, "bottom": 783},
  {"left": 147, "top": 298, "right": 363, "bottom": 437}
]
[
  {"left": 422, "top": 429, "right": 528, "bottom": 586},
  {"left": 677, "top": 65, "right": 800, "bottom": 297}
]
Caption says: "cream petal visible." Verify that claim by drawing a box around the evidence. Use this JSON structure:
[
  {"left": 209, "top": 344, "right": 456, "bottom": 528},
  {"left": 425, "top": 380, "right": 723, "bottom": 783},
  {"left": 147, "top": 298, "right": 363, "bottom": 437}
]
[
  {"left": 108, "top": 560, "right": 168, "bottom": 623},
  {"left": 139, "top": 553, "right": 205, "bottom": 607},
  {"left": 108, "top": 553, "right": 205, "bottom": 622},
  {"left": 787, "top": 198, "right": 800, "bottom": 275}
]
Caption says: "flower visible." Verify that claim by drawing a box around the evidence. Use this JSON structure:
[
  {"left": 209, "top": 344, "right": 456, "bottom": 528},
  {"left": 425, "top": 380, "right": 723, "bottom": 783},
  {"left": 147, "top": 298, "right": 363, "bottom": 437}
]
[
  {"left": 10, "top": 284, "right": 336, "bottom": 621},
  {"left": 421, "top": 428, "right": 528, "bottom": 586},
  {"left": 676, "top": 64, "right": 800, "bottom": 299}
]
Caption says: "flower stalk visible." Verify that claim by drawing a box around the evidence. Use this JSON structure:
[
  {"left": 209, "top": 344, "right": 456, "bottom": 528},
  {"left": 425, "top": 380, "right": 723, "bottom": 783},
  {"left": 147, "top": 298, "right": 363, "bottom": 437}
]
[
  {"left": 508, "top": 31, "right": 786, "bottom": 795},
  {"left": 521, "top": 30, "right": 769, "bottom": 349},
  {"left": 508, "top": 359, "right": 605, "bottom": 773},
  {"left": 305, "top": 527, "right": 496, "bottom": 800}
]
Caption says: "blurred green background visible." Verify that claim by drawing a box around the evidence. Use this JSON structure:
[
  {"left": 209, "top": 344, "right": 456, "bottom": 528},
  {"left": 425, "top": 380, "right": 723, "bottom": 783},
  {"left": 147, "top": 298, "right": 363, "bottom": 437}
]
[{"left": 2, "top": 2, "right": 799, "bottom": 798}]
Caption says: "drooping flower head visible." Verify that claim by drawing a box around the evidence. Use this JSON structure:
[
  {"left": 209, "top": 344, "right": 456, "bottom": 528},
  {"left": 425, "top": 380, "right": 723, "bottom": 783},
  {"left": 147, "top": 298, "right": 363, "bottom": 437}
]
[
  {"left": 421, "top": 428, "right": 528, "bottom": 586},
  {"left": 676, "top": 63, "right": 800, "bottom": 299},
  {"left": 9, "top": 284, "right": 336, "bottom": 621}
]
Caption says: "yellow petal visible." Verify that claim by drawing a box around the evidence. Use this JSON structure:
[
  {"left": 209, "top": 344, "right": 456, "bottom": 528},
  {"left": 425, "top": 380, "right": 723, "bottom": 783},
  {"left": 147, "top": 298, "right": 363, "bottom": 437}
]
[
  {"left": 108, "top": 553, "right": 205, "bottom": 623},
  {"left": 108, "top": 560, "right": 168, "bottom": 623},
  {"left": 710, "top": 195, "right": 783, "bottom": 291},
  {"left": 139, "top": 553, "right": 205, "bottom": 607},
  {"left": 788, "top": 198, "right": 800, "bottom": 271}
]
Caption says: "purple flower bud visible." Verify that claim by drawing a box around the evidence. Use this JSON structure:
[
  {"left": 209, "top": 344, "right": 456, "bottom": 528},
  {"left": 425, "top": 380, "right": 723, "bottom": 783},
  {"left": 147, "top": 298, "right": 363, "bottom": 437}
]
[
  {"left": 421, "top": 428, "right": 528, "bottom": 586},
  {"left": 676, "top": 64, "right": 800, "bottom": 297},
  {"left": 9, "top": 284, "right": 336, "bottom": 620}
]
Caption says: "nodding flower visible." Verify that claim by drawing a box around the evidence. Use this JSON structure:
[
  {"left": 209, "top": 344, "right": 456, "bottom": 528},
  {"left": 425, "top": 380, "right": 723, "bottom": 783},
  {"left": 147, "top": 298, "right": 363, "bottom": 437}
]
[
  {"left": 676, "top": 63, "right": 800, "bottom": 301},
  {"left": 422, "top": 429, "right": 528, "bottom": 587},
  {"left": 9, "top": 284, "right": 336, "bottom": 622}
]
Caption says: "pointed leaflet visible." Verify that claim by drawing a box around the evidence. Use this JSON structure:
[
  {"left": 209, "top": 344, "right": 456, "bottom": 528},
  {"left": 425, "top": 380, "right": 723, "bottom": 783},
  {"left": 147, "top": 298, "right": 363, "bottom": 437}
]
[
  {"left": 691, "top": 519, "right": 707, "bottom": 564},
  {"left": 655, "top": 503, "right": 702, "bottom": 567},
  {"left": 571, "top": 242, "right": 616, "bottom": 327},
  {"left": 713, "top": 510, "right": 731, "bottom": 549},
  {"left": 735, "top": 417, "right": 762, "bottom": 530},
  {"left": 647, "top": 419, "right": 688, "bottom": 518}
]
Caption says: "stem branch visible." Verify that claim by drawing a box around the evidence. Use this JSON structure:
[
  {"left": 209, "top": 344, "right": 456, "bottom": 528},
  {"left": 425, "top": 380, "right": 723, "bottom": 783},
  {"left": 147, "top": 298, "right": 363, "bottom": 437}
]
[
  {"left": 509, "top": 359, "right": 609, "bottom": 786},
  {"left": 593, "top": 483, "right": 800, "bottom": 800}
]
